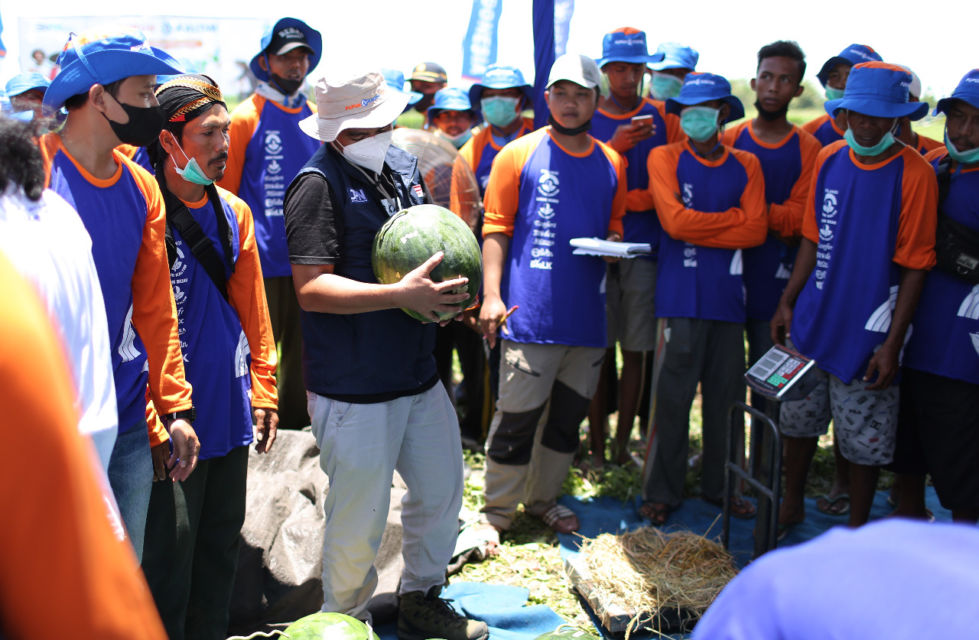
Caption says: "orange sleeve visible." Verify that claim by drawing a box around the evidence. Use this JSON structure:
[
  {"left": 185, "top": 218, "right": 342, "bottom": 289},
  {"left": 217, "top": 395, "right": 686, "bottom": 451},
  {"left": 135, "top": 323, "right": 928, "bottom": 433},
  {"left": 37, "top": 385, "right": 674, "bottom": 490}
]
[
  {"left": 894, "top": 149, "right": 938, "bottom": 270},
  {"left": 116, "top": 143, "right": 139, "bottom": 160},
  {"left": 126, "top": 159, "right": 193, "bottom": 447},
  {"left": 0, "top": 257, "right": 167, "bottom": 640},
  {"left": 651, "top": 100, "right": 683, "bottom": 144},
  {"left": 458, "top": 132, "right": 481, "bottom": 174},
  {"left": 801, "top": 115, "right": 827, "bottom": 137},
  {"left": 924, "top": 147, "right": 948, "bottom": 164},
  {"left": 802, "top": 142, "right": 846, "bottom": 244},
  {"left": 648, "top": 143, "right": 766, "bottom": 249},
  {"left": 916, "top": 134, "right": 944, "bottom": 156},
  {"left": 217, "top": 95, "right": 262, "bottom": 196},
  {"left": 720, "top": 121, "right": 744, "bottom": 147},
  {"left": 224, "top": 190, "right": 279, "bottom": 409},
  {"left": 597, "top": 141, "right": 627, "bottom": 237},
  {"left": 39, "top": 132, "right": 61, "bottom": 187},
  {"left": 482, "top": 130, "right": 542, "bottom": 237},
  {"left": 768, "top": 129, "right": 822, "bottom": 238}
]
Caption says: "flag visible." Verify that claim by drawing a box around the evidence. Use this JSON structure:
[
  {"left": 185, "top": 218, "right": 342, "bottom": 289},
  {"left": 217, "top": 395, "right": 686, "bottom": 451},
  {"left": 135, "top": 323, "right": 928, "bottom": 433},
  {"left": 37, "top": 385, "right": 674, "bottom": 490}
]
[{"left": 461, "top": 0, "right": 503, "bottom": 82}]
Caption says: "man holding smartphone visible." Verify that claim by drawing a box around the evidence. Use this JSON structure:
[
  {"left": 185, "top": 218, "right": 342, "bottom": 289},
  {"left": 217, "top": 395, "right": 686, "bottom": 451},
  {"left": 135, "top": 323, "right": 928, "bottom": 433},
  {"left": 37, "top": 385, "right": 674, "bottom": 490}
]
[{"left": 589, "top": 28, "right": 681, "bottom": 466}]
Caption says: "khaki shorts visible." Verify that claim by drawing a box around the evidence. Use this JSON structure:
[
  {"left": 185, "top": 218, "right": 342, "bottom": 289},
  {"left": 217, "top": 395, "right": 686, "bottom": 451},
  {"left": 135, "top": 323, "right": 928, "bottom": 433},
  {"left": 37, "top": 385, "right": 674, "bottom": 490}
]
[{"left": 606, "top": 258, "right": 657, "bottom": 352}]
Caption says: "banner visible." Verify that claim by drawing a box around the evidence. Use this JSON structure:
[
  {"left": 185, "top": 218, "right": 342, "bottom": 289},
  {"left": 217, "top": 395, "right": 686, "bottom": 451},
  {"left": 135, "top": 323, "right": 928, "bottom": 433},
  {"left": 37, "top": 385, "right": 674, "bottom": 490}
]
[
  {"left": 553, "top": 0, "right": 574, "bottom": 57},
  {"left": 461, "top": 0, "right": 503, "bottom": 82}
]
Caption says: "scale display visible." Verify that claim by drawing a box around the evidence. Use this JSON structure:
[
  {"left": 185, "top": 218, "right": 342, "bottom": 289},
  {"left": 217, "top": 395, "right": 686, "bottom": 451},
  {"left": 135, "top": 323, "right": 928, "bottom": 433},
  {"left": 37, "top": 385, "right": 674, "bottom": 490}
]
[{"left": 745, "top": 344, "right": 817, "bottom": 400}]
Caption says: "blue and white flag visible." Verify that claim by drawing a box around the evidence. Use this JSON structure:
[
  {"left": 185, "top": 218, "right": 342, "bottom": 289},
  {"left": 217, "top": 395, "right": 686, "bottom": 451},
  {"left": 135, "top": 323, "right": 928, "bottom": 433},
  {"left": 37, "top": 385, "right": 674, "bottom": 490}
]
[{"left": 461, "top": 0, "right": 503, "bottom": 82}]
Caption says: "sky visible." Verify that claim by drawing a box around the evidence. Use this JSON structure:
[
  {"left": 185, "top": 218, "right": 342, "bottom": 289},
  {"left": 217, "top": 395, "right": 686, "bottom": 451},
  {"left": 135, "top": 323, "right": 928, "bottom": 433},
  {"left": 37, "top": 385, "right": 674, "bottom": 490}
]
[{"left": 1, "top": 0, "right": 972, "bottom": 102}]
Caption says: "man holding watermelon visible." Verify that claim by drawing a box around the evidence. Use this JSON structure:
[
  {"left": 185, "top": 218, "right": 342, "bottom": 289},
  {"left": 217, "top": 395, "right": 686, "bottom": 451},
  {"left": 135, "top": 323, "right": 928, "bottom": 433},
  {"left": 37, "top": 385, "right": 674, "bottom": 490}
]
[{"left": 283, "top": 70, "right": 488, "bottom": 640}]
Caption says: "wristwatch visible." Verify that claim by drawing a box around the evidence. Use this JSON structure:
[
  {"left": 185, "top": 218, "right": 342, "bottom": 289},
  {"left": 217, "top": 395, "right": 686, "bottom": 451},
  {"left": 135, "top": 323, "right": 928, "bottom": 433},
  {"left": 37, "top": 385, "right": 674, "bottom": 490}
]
[{"left": 163, "top": 407, "right": 195, "bottom": 426}]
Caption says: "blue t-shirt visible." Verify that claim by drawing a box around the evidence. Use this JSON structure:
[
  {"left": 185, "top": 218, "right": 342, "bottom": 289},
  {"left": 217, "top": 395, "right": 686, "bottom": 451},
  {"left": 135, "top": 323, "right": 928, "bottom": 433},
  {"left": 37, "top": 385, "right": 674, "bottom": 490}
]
[{"left": 904, "top": 157, "right": 979, "bottom": 384}]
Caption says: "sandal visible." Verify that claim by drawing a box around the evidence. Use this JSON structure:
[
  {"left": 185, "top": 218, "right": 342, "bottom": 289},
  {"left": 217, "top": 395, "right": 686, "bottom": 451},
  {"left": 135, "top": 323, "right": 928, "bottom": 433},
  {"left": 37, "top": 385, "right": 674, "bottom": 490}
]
[
  {"left": 815, "top": 493, "right": 850, "bottom": 516},
  {"left": 532, "top": 503, "right": 580, "bottom": 534},
  {"left": 639, "top": 501, "right": 674, "bottom": 526}
]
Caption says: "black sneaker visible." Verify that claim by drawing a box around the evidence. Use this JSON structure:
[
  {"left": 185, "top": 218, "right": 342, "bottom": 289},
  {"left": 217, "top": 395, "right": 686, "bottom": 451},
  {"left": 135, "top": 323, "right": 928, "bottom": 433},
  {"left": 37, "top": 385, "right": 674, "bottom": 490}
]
[{"left": 397, "top": 587, "right": 489, "bottom": 640}]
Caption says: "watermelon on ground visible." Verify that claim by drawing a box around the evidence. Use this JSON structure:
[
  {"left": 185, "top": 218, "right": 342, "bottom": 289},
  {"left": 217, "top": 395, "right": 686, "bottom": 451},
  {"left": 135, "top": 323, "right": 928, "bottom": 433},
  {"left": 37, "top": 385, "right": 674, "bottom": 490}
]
[
  {"left": 372, "top": 204, "right": 482, "bottom": 323},
  {"left": 282, "top": 612, "right": 380, "bottom": 640}
]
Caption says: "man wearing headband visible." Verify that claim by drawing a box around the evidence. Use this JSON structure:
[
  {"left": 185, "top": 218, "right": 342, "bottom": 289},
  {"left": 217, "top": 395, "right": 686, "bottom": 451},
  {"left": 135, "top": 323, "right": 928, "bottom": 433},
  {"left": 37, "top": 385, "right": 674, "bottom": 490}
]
[
  {"left": 642, "top": 72, "right": 767, "bottom": 525},
  {"left": 283, "top": 71, "right": 486, "bottom": 640},
  {"left": 38, "top": 28, "right": 198, "bottom": 560},
  {"left": 139, "top": 74, "right": 279, "bottom": 639},
  {"left": 478, "top": 53, "right": 626, "bottom": 540},
  {"left": 219, "top": 17, "right": 322, "bottom": 433},
  {"left": 890, "top": 69, "right": 979, "bottom": 524},
  {"left": 772, "top": 62, "right": 937, "bottom": 530}
]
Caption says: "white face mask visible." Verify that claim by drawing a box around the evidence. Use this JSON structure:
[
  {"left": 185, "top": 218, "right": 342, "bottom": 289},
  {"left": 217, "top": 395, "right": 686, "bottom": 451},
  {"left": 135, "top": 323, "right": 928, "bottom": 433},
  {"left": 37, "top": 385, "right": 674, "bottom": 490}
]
[{"left": 336, "top": 130, "right": 393, "bottom": 173}]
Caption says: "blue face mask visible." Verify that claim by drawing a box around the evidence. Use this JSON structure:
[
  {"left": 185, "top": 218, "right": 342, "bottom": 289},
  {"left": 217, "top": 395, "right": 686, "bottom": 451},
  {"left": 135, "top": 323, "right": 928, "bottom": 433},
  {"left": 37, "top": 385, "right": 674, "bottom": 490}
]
[
  {"left": 843, "top": 120, "right": 897, "bottom": 157},
  {"left": 651, "top": 73, "right": 683, "bottom": 100},
  {"left": 168, "top": 132, "right": 214, "bottom": 186},
  {"left": 680, "top": 106, "right": 720, "bottom": 142},
  {"left": 481, "top": 96, "right": 521, "bottom": 128},
  {"left": 824, "top": 87, "right": 845, "bottom": 101},
  {"left": 945, "top": 131, "right": 979, "bottom": 165}
]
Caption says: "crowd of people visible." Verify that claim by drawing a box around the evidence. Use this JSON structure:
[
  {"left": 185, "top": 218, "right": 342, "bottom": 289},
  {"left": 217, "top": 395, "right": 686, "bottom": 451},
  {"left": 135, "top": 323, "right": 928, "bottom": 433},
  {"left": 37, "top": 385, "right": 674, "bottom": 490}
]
[{"left": 1, "top": 13, "right": 976, "bottom": 640}]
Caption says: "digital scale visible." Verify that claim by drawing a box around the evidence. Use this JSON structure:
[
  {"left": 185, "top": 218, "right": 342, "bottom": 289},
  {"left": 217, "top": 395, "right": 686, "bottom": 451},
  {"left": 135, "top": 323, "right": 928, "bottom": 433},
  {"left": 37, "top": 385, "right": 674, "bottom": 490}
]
[{"left": 744, "top": 343, "right": 818, "bottom": 401}]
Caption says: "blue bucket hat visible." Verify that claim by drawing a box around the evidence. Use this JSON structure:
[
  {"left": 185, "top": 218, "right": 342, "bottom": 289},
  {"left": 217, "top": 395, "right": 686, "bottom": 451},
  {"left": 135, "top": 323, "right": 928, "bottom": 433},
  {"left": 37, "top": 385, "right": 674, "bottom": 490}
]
[
  {"left": 468, "top": 64, "right": 533, "bottom": 106},
  {"left": 249, "top": 18, "right": 322, "bottom": 83},
  {"left": 5, "top": 73, "right": 50, "bottom": 99},
  {"left": 824, "top": 62, "right": 929, "bottom": 120},
  {"left": 935, "top": 68, "right": 979, "bottom": 115},
  {"left": 816, "top": 43, "right": 881, "bottom": 87},
  {"left": 43, "top": 29, "right": 183, "bottom": 112},
  {"left": 649, "top": 43, "right": 699, "bottom": 72},
  {"left": 381, "top": 68, "right": 423, "bottom": 108},
  {"left": 596, "top": 28, "right": 663, "bottom": 68},
  {"left": 426, "top": 87, "right": 479, "bottom": 126},
  {"left": 665, "top": 72, "right": 744, "bottom": 123}
]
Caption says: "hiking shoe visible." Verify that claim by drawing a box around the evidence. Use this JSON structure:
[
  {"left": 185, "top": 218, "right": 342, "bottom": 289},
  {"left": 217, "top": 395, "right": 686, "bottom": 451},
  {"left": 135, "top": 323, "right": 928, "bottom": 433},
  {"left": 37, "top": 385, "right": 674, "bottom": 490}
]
[{"left": 397, "top": 587, "right": 489, "bottom": 640}]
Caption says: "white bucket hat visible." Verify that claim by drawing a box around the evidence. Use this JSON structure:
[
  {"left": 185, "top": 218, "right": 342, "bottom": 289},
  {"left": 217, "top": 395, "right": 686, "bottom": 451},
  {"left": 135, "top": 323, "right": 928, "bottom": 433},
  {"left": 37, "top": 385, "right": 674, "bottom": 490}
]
[{"left": 299, "top": 71, "right": 410, "bottom": 142}]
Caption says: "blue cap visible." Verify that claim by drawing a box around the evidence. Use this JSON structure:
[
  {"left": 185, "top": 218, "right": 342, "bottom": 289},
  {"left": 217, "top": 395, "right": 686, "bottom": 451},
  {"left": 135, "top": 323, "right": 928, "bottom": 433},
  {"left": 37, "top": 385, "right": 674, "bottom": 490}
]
[
  {"left": 381, "top": 68, "right": 423, "bottom": 108},
  {"left": 468, "top": 64, "right": 533, "bottom": 106},
  {"left": 596, "top": 28, "right": 663, "bottom": 68},
  {"left": 936, "top": 69, "right": 979, "bottom": 115},
  {"left": 426, "top": 87, "right": 478, "bottom": 126},
  {"left": 824, "top": 62, "right": 928, "bottom": 120},
  {"left": 5, "top": 73, "right": 49, "bottom": 99},
  {"left": 249, "top": 18, "right": 322, "bottom": 83},
  {"left": 665, "top": 72, "right": 744, "bottom": 123},
  {"left": 816, "top": 43, "right": 882, "bottom": 87},
  {"left": 648, "top": 43, "right": 699, "bottom": 72},
  {"left": 43, "top": 29, "right": 183, "bottom": 112}
]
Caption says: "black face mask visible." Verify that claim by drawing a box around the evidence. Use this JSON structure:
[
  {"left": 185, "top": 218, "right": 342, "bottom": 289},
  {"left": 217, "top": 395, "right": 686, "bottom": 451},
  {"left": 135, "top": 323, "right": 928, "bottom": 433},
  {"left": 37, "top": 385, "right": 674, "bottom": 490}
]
[
  {"left": 754, "top": 100, "right": 788, "bottom": 123},
  {"left": 102, "top": 95, "right": 165, "bottom": 147},
  {"left": 548, "top": 113, "right": 591, "bottom": 136},
  {"left": 270, "top": 73, "right": 303, "bottom": 96}
]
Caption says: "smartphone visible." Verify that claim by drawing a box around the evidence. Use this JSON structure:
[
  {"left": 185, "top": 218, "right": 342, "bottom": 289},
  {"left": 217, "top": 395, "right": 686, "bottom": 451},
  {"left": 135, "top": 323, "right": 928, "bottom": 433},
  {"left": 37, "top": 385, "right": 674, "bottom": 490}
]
[{"left": 631, "top": 114, "right": 653, "bottom": 125}]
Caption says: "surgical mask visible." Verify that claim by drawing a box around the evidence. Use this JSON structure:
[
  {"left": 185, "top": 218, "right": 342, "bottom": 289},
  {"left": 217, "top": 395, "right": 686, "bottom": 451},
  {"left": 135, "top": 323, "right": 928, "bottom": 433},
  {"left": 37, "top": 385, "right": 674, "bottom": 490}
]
[
  {"left": 437, "top": 128, "right": 472, "bottom": 149},
  {"left": 481, "top": 96, "right": 520, "bottom": 128},
  {"left": 680, "top": 106, "right": 720, "bottom": 142},
  {"left": 844, "top": 121, "right": 896, "bottom": 157},
  {"left": 167, "top": 132, "right": 214, "bottom": 186},
  {"left": 651, "top": 73, "right": 683, "bottom": 100},
  {"left": 102, "top": 93, "right": 165, "bottom": 147},
  {"left": 336, "top": 130, "right": 393, "bottom": 173},
  {"left": 824, "top": 87, "right": 845, "bottom": 101},
  {"left": 945, "top": 131, "right": 979, "bottom": 165}
]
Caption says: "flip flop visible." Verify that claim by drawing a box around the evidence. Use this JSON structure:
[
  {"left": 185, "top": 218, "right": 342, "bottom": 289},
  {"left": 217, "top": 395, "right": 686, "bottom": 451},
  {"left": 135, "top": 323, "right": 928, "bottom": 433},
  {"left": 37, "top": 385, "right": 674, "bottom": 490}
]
[
  {"left": 533, "top": 503, "right": 580, "bottom": 534},
  {"left": 816, "top": 493, "right": 850, "bottom": 516}
]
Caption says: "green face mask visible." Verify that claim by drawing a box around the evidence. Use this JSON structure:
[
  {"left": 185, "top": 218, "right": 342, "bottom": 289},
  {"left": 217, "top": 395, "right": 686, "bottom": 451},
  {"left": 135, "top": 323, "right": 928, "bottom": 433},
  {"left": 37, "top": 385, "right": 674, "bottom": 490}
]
[
  {"left": 844, "top": 123, "right": 897, "bottom": 157},
  {"left": 825, "top": 87, "right": 845, "bottom": 101},
  {"left": 168, "top": 132, "right": 214, "bottom": 186},
  {"left": 680, "top": 106, "right": 720, "bottom": 142},
  {"left": 945, "top": 131, "right": 979, "bottom": 165},
  {"left": 651, "top": 73, "right": 683, "bottom": 100},
  {"left": 480, "top": 96, "right": 520, "bottom": 128}
]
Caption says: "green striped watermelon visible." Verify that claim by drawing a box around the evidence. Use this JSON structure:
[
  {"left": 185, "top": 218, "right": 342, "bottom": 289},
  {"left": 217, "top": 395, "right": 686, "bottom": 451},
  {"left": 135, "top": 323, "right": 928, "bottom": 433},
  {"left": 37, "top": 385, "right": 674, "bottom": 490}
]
[
  {"left": 282, "top": 612, "right": 379, "bottom": 640},
  {"left": 372, "top": 204, "right": 482, "bottom": 323}
]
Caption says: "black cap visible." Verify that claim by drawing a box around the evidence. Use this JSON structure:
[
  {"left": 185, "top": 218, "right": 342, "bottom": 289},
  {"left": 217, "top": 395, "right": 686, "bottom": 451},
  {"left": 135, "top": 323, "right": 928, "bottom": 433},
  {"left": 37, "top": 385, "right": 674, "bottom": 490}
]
[{"left": 267, "top": 25, "right": 312, "bottom": 56}]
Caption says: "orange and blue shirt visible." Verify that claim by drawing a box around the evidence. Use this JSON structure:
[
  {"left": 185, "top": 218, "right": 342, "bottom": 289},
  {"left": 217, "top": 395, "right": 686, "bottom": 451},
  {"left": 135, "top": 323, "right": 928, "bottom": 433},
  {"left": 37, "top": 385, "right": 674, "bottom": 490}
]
[
  {"left": 792, "top": 141, "right": 937, "bottom": 383},
  {"left": 915, "top": 133, "right": 944, "bottom": 156},
  {"left": 591, "top": 98, "right": 681, "bottom": 258},
  {"left": 483, "top": 127, "right": 626, "bottom": 347},
  {"left": 218, "top": 94, "right": 320, "bottom": 278},
  {"left": 903, "top": 149, "right": 979, "bottom": 384},
  {"left": 40, "top": 134, "right": 192, "bottom": 448},
  {"left": 459, "top": 116, "right": 535, "bottom": 196},
  {"left": 722, "top": 122, "right": 821, "bottom": 320},
  {"left": 802, "top": 113, "right": 845, "bottom": 147},
  {"left": 647, "top": 141, "right": 768, "bottom": 323},
  {"left": 168, "top": 187, "right": 278, "bottom": 460}
]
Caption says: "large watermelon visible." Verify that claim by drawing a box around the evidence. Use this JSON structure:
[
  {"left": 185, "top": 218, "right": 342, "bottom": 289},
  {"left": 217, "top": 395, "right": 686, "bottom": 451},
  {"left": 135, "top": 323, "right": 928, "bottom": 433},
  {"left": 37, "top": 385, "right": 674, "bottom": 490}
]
[
  {"left": 372, "top": 204, "right": 482, "bottom": 323},
  {"left": 282, "top": 612, "right": 379, "bottom": 640}
]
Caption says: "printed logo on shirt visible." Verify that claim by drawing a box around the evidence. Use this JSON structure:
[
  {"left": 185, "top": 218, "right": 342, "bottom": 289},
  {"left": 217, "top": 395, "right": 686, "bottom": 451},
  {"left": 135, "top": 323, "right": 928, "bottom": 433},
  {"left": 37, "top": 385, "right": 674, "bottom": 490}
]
[
  {"left": 819, "top": 224, "right": 834, "bottom": 243},
  {"left": 682, "top": 182, "right": 693, "bottom": 207},
  {"left": 775, "top": 263, "right": 792, "bottom": 280},
  {"left": 729, "top": 249, "right": 743, "bottom": 275},
  {"left": 118, "top": 305, "right": 141, "bottom": 363},
  {"left": 683, "top": 243, "right": 697, "bottom": 268},
  {"left": 865, "top": 285, "right": 899, "bottom": 333},
  {"left": 234, "top": 331, "right": 249, "bottom": 378},
  {"left": 537, "top": 169, "right": 560, "bottom": 197},
  {"left": 173, "top": 283, "right": 186, "bottom": 305},
  {"left": 822, "top": 189, "right": 839, "bottom": 217},
  {"left": 170, "top": 244, "right": 187, "bottom": 278},
  {"left": 348, "top": 188, "right": 368, "bottom": 203},
  {"left": 957, "top": 284, "right": 979, "bottom": 320},
  {"left": 970, "top": 332, "right": 979, "bottom": 357},
  {"left": 267, "top": 159, "right": 282, "bottom": 175},
  {"left": 537, "top": 202, "right": 556, "bottom": 220},
  {"left": 264, "top": 130, "right": 283, "bottom": 155},
  {"left": 412, "top": 184, "right": 424, "bottom": 199}
]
